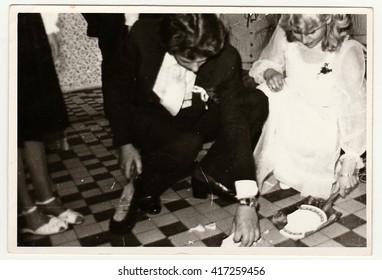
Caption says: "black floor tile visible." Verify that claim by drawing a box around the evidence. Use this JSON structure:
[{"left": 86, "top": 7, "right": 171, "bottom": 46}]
[
  {"left": 79, "top": 155, "right": 96, "bottom": 161},
  {"left": 110, "top": 233, "right": 141, "bottom": 247},
  {"left": 159, "top": 221, "right": 188, "bottom": 237},
  {"left": 201, "top": 232, "right": 226, "bottom": 247},
  {"left": 93, "top": 173, "right": 114, "bottom": 181},
  {"left": 213, "top": 197, "right": 236, "bottom": 208},
  {"left": 86, "top": 162, "right": 104, "bottom": 170},
  {"left": 106, "top": 164, "right": 120, "bottom": 172},
  {"left": 164, "top": 200, "right": 192, "bottom": 212},
  {"left": 84, "top": 191, "right": 119, "bottom": 205},
  {"left": 87, "top": 140, "right": 102, "bottom": 146},
  {"left": 337, "top": 214, "right": 366, "bottom": 230},
  {"left": 58, "top": 150, "right": 78, "bottom": 160},
  {"left": 262, "top": 188, "right": 299, "bottom": 203},
  {"left": 275, "top": 239, "right": 308, "bottom": 247},
  {"left": 93, "top": 209, "right": 114, "bottom": 223},
  {"left": 73, "top": 128, "right": 90, "bottom": 134},
  {"left": 79, "top": 232, "right": 110, "bottom": 246},
  {"left": 145, "top": 238, "right": 174, "bottom": 247},
  {"left": 47, "top": 161, "right": 67, "bottom": 173},
  {"left": 77, "top": 182, "right": 99, "bottom": 192},
  {"left": 98, "top": 134, "right": 111, "bottom": 140},
  {"left": 52, "top": 175, "right": 73, "bottom": 184},
  {"left": 60, "top": 192, "right": 83, "bottom": 203},
  {"left": 354, "top": 194, "right": 366, "bottom": 204},
  {"left": 74, "top": 206, "right": 92, "bottom": 216},
  {"left": 334, "top": 231, "right": 367, "bottom": 247},
  {"left": 98, "top": 155, "right": 116, "bottom": 162}
]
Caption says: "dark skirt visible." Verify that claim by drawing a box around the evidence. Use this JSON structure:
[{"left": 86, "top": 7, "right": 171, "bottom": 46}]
[{"left": 17, "top": 13, "right": 69, "bottom": 147}]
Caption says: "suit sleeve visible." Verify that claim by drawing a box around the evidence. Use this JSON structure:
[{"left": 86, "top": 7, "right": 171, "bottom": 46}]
[{"left": 217, "top": 45, "right": 245, "bottom": 104}]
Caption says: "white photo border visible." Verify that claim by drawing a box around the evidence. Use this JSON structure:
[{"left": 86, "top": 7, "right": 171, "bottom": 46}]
[{"left": 5, "top": 3, "right": 375, "bottom": 257}]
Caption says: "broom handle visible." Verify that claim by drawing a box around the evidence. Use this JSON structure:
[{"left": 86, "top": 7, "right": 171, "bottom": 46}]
[{"left": 322, "top": 190, "right": 340, "bottom": 210}]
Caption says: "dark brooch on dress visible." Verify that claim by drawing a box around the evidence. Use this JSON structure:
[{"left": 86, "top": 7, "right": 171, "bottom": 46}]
[{"left": 318, "top": 63, "right": 332, "bottom": 75}]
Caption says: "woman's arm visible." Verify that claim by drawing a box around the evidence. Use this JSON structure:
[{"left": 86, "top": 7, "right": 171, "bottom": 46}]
[
  {"left": 249, "top": 23, "right": 288, "bottom": 84},
  {"left": 337, "top": 40, "right": 366, "bottom": 161},
  {"left": 334, "top": 40, "right": 367, "bottom": 196}
]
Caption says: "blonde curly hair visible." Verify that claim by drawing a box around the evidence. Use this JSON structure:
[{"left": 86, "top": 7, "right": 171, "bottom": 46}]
[{"left": 279, "top": 14, "right": 352, "bottom": 52}]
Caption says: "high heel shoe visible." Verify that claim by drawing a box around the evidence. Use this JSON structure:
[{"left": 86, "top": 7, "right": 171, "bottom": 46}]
[
  {"left": 36, "top": 197, "right": 84, "bottom": 225},
  {"left": 109, "top": 184, "right": 138, "bottom": 234},
  {"left": 19, "top": 206, "right": 68, "bottom": 235}
]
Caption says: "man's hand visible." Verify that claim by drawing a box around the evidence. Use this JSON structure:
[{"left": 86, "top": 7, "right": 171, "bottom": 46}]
[
  {"left": 230, "top": 205, "right": 261, "bottom": 247},
  {"left": 119, "top": 144, "right": 142, "bottom": 181}
]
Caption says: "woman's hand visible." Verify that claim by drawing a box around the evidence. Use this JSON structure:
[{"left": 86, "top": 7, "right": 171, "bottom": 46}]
[
  {"left": 264, "top": 68, "right": 285, "bottom": 92},
  {"left": 119, "top": 144, "right": 142, "bottom": 181},
  {"left": 230, "top": 205, "right": 261, "bottom": 247},
  {"left": 333, "top": 158, "right": 359, "bottom": 197}
]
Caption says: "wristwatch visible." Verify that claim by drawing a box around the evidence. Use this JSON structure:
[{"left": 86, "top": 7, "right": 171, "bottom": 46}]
[{"left": 239, "top": 197, "right": 259, "bottom": 210}]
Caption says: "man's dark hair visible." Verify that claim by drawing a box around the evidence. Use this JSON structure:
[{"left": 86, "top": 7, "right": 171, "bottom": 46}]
[{"left": 160, "top": 14, "right": 227, "bottom": 60}]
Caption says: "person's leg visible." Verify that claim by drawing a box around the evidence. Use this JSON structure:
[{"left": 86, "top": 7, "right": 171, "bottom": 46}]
[
  {"left": 22, "top": 141, "right": 54, "bottom": 202},
  {"left": 18, "top": 148, "right": 47, "bottom": 224},
  {"left": 22, "top": 141, "right": 84, "bottom": 224},
  {"left": 99, "top": 24, "right": 128, "bottom": 119},
  {"left": 110, "top": 109, "right": 203, "bottom": 227},
  {"left": 127, "top": 105, "right": 205, "bottom": 198},
  {"left": 140, "top": 131, "right": 203, "bottom": 197},
  {"left": 18, "top": 148, "right": 68, "bottom": 234},
  {"left": 245, "top": 89, "right": 270, "bottom": 150},
  {"left": 199, "top": 89, "right": 269, "bottom": 190}
]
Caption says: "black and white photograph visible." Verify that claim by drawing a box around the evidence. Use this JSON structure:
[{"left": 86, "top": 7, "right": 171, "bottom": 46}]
[{"left": 7, "top": 5, "right": 372, "bottom": 257}]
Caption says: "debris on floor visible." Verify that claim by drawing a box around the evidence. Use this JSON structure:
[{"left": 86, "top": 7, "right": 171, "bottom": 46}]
[{"left": 189, "top": 222, "right": 217, "bottom": 233}]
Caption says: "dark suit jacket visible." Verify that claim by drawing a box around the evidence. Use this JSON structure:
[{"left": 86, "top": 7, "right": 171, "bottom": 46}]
[
  {"left": 82, "top": 13, "right": 126, "bottom": 39},
  {"left": 111, "top": 18, "right": 245, "bottom": 147},
  {"left": 82, "top": 13, "right": 127, "bottom": 61}
]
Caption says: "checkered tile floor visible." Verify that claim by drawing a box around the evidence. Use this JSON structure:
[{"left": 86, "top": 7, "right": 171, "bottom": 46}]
[{"left": 18, "top": 88, "right": 368, "bottom": 248}]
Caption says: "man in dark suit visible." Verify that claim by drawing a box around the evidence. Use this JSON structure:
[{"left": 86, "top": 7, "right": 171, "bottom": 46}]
[
  {"left": 109, "top": 14, "right": 268, "bottom": 246},
  {"left": 82, "top": 13, "right": 129, "bottom": 120}
]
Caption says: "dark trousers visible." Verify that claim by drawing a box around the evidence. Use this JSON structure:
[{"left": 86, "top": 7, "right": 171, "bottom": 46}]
[
  {"left": 132, "top": 90, "right": 269, "bottom": 197},
  {"left": 98, "top": 26, "right": 128, "bottom": 119},
  {"left": 83, "top": 13, "right": 127, "bottom": 119}
]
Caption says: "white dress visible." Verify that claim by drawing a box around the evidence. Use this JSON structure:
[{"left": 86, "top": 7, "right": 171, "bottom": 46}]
[{"left": 249, "top": 26, "right": 366, "bottom": 199}]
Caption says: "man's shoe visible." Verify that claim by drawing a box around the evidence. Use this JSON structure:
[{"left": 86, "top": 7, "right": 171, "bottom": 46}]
[
  {"left": 138, "top": 196, "right": 162, "bottom": 215},
  {"left": 191, "top": 175, "right": 237, "bottom": 201}
]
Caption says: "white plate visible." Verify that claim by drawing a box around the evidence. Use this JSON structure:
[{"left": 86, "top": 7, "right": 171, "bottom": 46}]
[{"left": 279, "top": 204, "right": 327, "bottom": 240}]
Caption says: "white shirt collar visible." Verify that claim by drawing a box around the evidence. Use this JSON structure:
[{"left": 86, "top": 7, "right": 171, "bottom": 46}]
[{"left": 162, "top": 52, "right": 180, "bottom": 68}]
